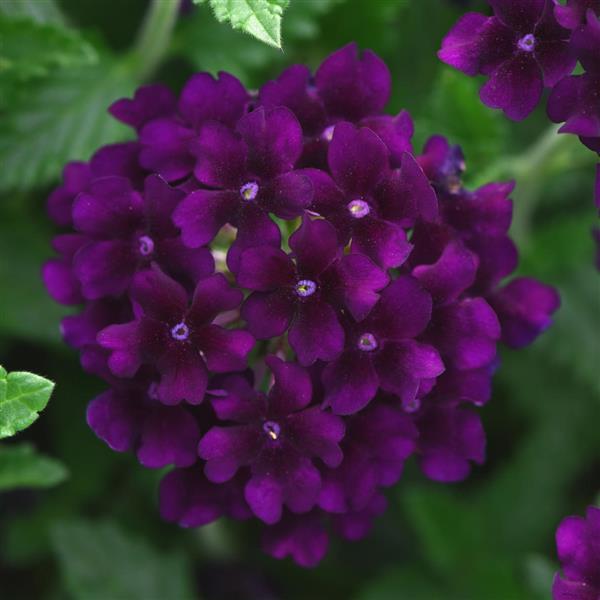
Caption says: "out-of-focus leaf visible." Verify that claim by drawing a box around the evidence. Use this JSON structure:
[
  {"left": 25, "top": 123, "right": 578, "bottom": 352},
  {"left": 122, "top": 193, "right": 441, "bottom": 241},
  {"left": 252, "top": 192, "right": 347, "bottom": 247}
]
[
  {"left": 0, "top": 442, "right": 67, "bottom": 490},
  {"left": 0, "top": 54, "right": 133, "bottom": 191},
  {"left": 0, "top": 366, "right": 54, "bottom": 438},
  {"left": 0, "top": 0, "right": 65, "bottom": 24},
  {"left": 195, "top": 0, "right": 289, "bottom": 48},
  {"left": 356, "top": 566, "right": 451, "bottom": 600},
  {"left": 0, "top": 15, "right": 97, "bottom": 82},
  {"left": 524, "top": 555, "right": 557, "bottom": 600},
  {"left": 51, "top": 519, "right": 195, "bottom": 600}
]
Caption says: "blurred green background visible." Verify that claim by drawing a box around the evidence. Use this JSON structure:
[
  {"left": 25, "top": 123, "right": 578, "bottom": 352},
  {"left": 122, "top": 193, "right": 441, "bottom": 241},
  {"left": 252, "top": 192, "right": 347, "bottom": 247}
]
[{"left": 0, "top": 0, "right": 598, "bottom": 598}]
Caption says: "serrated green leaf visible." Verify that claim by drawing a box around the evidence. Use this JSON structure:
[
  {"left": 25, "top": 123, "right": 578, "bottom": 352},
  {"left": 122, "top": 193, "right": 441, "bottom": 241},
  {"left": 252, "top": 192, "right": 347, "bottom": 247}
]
[
  {"left": 0, "top": 442, "right": 67, "bottom": 490},
  {"left": 197, "top": 0, "right": 289, "bottom": 48},
  {"left": 0, "top": 15, "right": 98, "bottom": 81},
  {"left": 51, "top": 519, "right": 195, "bottom": 600},
  {"left": 0, "top": 367, "right": 54, "bottom": 438},
  {"left": 0, "top": 55, "right": 134, "bottom": 191}
]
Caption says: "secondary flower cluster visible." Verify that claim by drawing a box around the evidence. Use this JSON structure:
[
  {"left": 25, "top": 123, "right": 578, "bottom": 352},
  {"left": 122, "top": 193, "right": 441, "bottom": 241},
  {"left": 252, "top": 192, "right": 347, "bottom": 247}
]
[
  {"left": 43, "top": 44, "right": 559, "bottom": 567},
  {"left": 553, "top": 505, "right": 600, "bottom": 600},
  {"left": 439, "top": 0, "right": 600, "bottom": 208}
]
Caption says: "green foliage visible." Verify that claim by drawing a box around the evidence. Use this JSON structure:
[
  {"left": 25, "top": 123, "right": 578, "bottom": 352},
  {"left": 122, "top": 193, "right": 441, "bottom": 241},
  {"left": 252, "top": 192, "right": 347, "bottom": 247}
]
[
  {"left": 0, "top": 0, "right": 66, "bottom": 24},
  {"left": 195, "top": 0, "right": 289, "bottom": 48},
  {"left": 0, "top": 15, "right": 97, "bottom": 82},
  {"left": 0, "top": 442, "right": 67, "bottom": 490},
  {"left": 0, "top": 365, "right": 54, "bottom": 438},
  {"left": 51, "top": 520, "right": 195, "bottom": 600}
]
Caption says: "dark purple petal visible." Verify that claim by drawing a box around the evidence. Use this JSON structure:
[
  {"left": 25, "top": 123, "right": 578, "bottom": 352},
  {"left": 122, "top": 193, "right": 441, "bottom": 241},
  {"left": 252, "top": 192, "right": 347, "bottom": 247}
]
[
  {"left": 480, "top": 53, "right": 544, "bottom": 121},
  {"left": 352, "top": 218, "right": 412, "bottom": 270},
  {"left": 281, "top": 459, "right": 322, "bottom": 515},
  {"left": 489, "top": 0, "right": 546, "bottom": 31},
  {"left": 300, "top": 167, "right": 346, "bottom": 217},
  {"left": 89, "top": 142, "right": 147, "bottom": 187},
  {"left": 241, "top": 290, "right": 295, "bottom": 339},
  {"left": 331, "top": 493, "right": 387, "bottom": 541},
  {"left": 190, "top": 120, "right": 247, "bottom": 188},
  {"left": 199, "top": 325, "right": 254, "bottom": 372},
  {"left": 571, "top": 8, "right": 600, "bottom": 73},
  {"left": 236, "top": 106, "right": 303, "bottom": 179},
  {"left": 490, "top": 277, "right": 560, "bottom": 348},
  {"left": 155, "top": 238, "right": 215, "bottom": 284},
  {"left": 188, "top": 273, "right": 243, "bottom": 326},
  {"left": 245, "top": 474, "right": 284, "bottom": 524},
  {"left": 42, "top": 258, "right": 83, "bottom": 305},
  {"left": 237, "top": 246, "right": 295, "bottom": 291},
  {"left": 289, "top": 215, "right": 341, "bottom": 278},
  {"left": 109, "top": 84, "right": 176, "bottom": 130},
  {"left": 315, "top": 43, "right": 391, "bottom": 120},
  {"left": 173, "top": 189, "right": 238, "bottom": 249},
  {"left": 265, "top": 355, "right": 312, "bottom": 416},
  {"left": 155, "top": 344, "right": 208, "bottom": 405},
  {"left": 130, "top": 266, "right": 188, "bottom": 322},
  {"left": 552, "top": 574, "right": 598, "bottom": 600},
  {"left": 361, "top": 111, "right": 414, "bottom": 166},
  {"left": 262, "top": 512, "right": 328, "bottom": 568},
  {"left": 72, "top": 176, "right": 143, "bottom": 237},
  {"left": 259, "top": 171, "right": 313, "bottom": 219},
  {"left": 328, "top": 122, "right": 388, "bottom": 196},
  {"left": 323, "top": 253, "right": 389, "bottom": 322},
  {"left": 97, "top": 321, "right": 144, "bottom": 378},
  {"left": 535, "top": 39, "right": 578, "bottom": 87},
  {"left": 178, "top": 71, "right": 248, "bottom": 129},
  {"left": 322, "top": 350, "right": 379, "bottom": 415},
  {"left": 288, "top": 300, "right": 345, "bottom": 366},
  {"left": 554, "top": 0, "right": 600, "bottom": 29},
  {"left": 47, "top": 162, "right": 90, "bottom": 227}
]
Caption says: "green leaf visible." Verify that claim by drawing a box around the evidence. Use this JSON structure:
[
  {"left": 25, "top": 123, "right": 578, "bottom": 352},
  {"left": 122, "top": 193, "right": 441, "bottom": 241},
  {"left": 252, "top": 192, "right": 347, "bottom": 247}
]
[
  {"left": 0, "top": 54, "right": 134, "bottom": 191},
  {"left": 0, "top": 15, "right": 98, "bottom": 82},
  {"left": 0, "top": 0, "right": 66, "bottom": 24},
  {"left": 0, "top": 366, "right": 55, "bottom": 438},
  {"left": 0, "top": 442, "right": 67, "bottom": 490},
  {"left": 51, "top": 519, "right": 195, "bottom": 600},
  {"left": 197, "top": 0, "right": 290, "bottom": 48},
  {"left": 356, "top": 567, "right": 451, "bottom": 600}
]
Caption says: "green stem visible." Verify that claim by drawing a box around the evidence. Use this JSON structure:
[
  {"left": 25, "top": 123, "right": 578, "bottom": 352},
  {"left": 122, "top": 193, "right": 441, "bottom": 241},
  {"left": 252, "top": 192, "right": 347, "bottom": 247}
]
[{"left": 130, "top": 0, "right": 180, "bottom": 81}]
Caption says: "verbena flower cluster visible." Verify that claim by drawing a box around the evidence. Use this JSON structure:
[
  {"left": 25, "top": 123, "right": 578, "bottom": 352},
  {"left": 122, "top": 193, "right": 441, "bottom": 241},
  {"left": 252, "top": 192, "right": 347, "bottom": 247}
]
[
  {"left": 553, "top": 505, "right": 600, "bottom": 600},
  {"left": 43, "top": 43, "right": 560, "bottom": 567},
  {"left": 439, "top": 0, "right": 600, "bottom": 208}
]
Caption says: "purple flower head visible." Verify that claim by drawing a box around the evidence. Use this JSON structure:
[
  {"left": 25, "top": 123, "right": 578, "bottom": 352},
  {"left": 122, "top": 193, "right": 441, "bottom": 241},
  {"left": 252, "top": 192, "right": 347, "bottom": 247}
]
[
  {"left": 109, "top": 84, "right": 177, "bottom": 131},
  {"left": 173, "top": 106, "right": 312, "bottom": 272},
  {"left": 552, "top": 506, "right": 600, "bottom": 600},
  {"left": 42, "top": 234, "right": 86, "bottom": 305},
  {"left": 47, "top": 162, "right": 91, "bottom": 227},
  {"left": 198, "top": 356, "right": 345, "bottom": 524},
  {"left": 417, "top": 135, "right": 466, "bottom": 194},
  {"left": 72, "top": 175, "right": 214, "bottom": 299},
  {"left": 308, "top": 122, "right": 437, "bottom": 269},
  {"left": 322, "top": 276, "right": 444, "bottom": 415},
  {"left": 439, "top": 0, "right": 577, "bottom": 120},
  {"left": 548, "top": 10, "right": 600, "bottom": 144},
  {"left": 554, "top": 0, "right": 600, "bottom": 29},
  {"left": 98, "top": 266, "right": 254, "bottom": 405},
  {"left": 237, "top": 215, "right": 389, "bottom": 365}
]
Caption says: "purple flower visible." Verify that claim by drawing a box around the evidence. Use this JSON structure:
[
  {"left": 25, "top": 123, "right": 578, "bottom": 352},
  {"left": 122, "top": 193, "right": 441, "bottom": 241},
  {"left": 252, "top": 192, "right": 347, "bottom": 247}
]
[
  {"left": 417, "top": 135, "right": 466, "bottom": 194},
  {"left": 548, "top": 10, "right": 600, "bottom": 145},
  {"left": 322, "top": 276, "right": 444, "bottom": 415},
  {"left": 237, "top": 215, "right": 389, "bottom": 365},
  {"left": 198, "top": 357, "right": 345, "bottom": 524},
  {"left": 109, "top": 84, "right": 177, "bottom": 131},
  {"left": 98, "top": 267, "right": 254, "bottom": 405},
  {"left": 47, "top": 162, "right": 91, "bottom": 227},
  {"left": 42, "top": 234, "right": 87, "bottom": 305},
  {"left": 439, "top": 0, "right": 576, "bottom": 120},
  {"left": 173, "top": 106, "right": 312, "bottom": 272},
  {"left": 552, "top": 506, "right": 600, "bottom": 600},
  {"left": 554, "top": 0, "right": 600, "bottom": 29},
  {"left": 139, "top": 72, "right": 249, "bottom": 181},
  {"left": 307, "top": 122, "right": 437, "bottom": 269},
  {"left": 72, "top": 175, "right": 214, "bottom": 299}
]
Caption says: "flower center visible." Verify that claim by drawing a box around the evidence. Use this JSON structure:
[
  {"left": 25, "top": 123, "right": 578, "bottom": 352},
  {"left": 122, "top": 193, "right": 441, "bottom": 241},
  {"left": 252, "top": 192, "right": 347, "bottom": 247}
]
[
  {"left": 347, "top": 199, "right": 370, "bottom": 219},
  {"left": 357, "top": 332, "right": 378, "bottom": 352},
  {"left": 170, "top": 321, "right": 190, "bottom": 341},
  {"left": 138, "top": 235, "right": 155, "bottom": 256},
  {"left": 295, "top": 279, "right": 317, "bottom": 298},
  {"left": 402, "top": 396, "right": 421, "bottom": 413},
  {"left": 263, "top": 420, "right": 281, "bottom": 440},
  {"left": 517, "top": 33, "right": 535, "bottom": 52},
  {"left": 240, "top": 181, "right": 259, "bottom": 201},
  {"left": 322, "top": 125, "right": 335, "bottom": 142}
]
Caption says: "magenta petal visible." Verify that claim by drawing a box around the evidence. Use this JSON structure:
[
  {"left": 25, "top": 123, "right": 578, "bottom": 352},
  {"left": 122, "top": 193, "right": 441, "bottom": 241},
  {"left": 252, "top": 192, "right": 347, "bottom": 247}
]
[
  {"left": 109, "top": 84, "right": 176, "bottom": 130},
  {"left": 315, "top": 43, "right": 391, "bottom": 121},
  {"left": 480, "top": 53, "right": 544, "bottom": 121},
  {"left": 47, "top": 162, "right": 90, "bottom": 227},
  {"left": 178, "top": 71, "right": 248, "bottom": 129},
  {"left": 42, "top": 259, "right": 82, "bottom": 306},
  {"left": 328, "top": 122, "right": 388, "bottom": 196},
  {"left": 489, "top": 0, "right": 546, "bottom": 31},
  {"left": 289, "top": 215, "right": 341, "bottom": 278},
  {"left": 97, "top": 321, "right": 144, "bottom": 378},
  {"left": 245, "top": 474, "right": 284, "bottom": 524},
  {"left": 322, "top": 350, "right": 379, "bottom": 415},
  {"left": 237, "top": 246, "right": 295, "bottom": 291},
  {"left": 199, "top": 325, "right": 254, "bottom": 372},
  {"left": 138, "top": 405, "right": 200, "bottom": 468},
  {"left": 241, "top": 291, "right": 294, "bottom": 339},
  {"left": 288, "top": 300, "right": 345, "bottom": 366},
  {"left": 191, "top": 120, "right": 247, "bottom": 188},
  {"left": 361, "top": 111, "right": 414, "bottom": 165},
  {"left": 173, "top": 189, "right": 238, "bottom": 248},
  {"left": 188, "top": 273, "right": 243, "bottom": 325},
  {"left": 283, "top": 459, "right": 321, "bottom": 514},
  {"left": 265, "top": 355, "right": 313, "bottom": 416},
  {"left": 552, "top": 574, "right": 598, "bottom": 600},
  {"left": 236, "top": 106, "right": 303, "bottom": 179}
]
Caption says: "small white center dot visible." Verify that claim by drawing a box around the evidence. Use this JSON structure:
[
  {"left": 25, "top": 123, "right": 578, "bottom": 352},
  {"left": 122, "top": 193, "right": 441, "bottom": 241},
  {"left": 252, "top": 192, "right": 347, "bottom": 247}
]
[
  {"left": 357, "top": 332, "right": 378, "bottom": 352},
  {"left": 347, "top": 199, "right": 371, "bottom": 219},
  {"left": 295, "top": 279, "right": 317, "bottom": 298},
  {"left": 170, "top": 321, "right": 190, "bottom": 341},
  {"left": 240, "top": 181, "right": 259, "bottom": 201},
  {"left": 263, "top": 420, "right": 281, "bottom": 440},
  {"left": 138, "top": 235, "right": 155, "bottom": 256}
]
